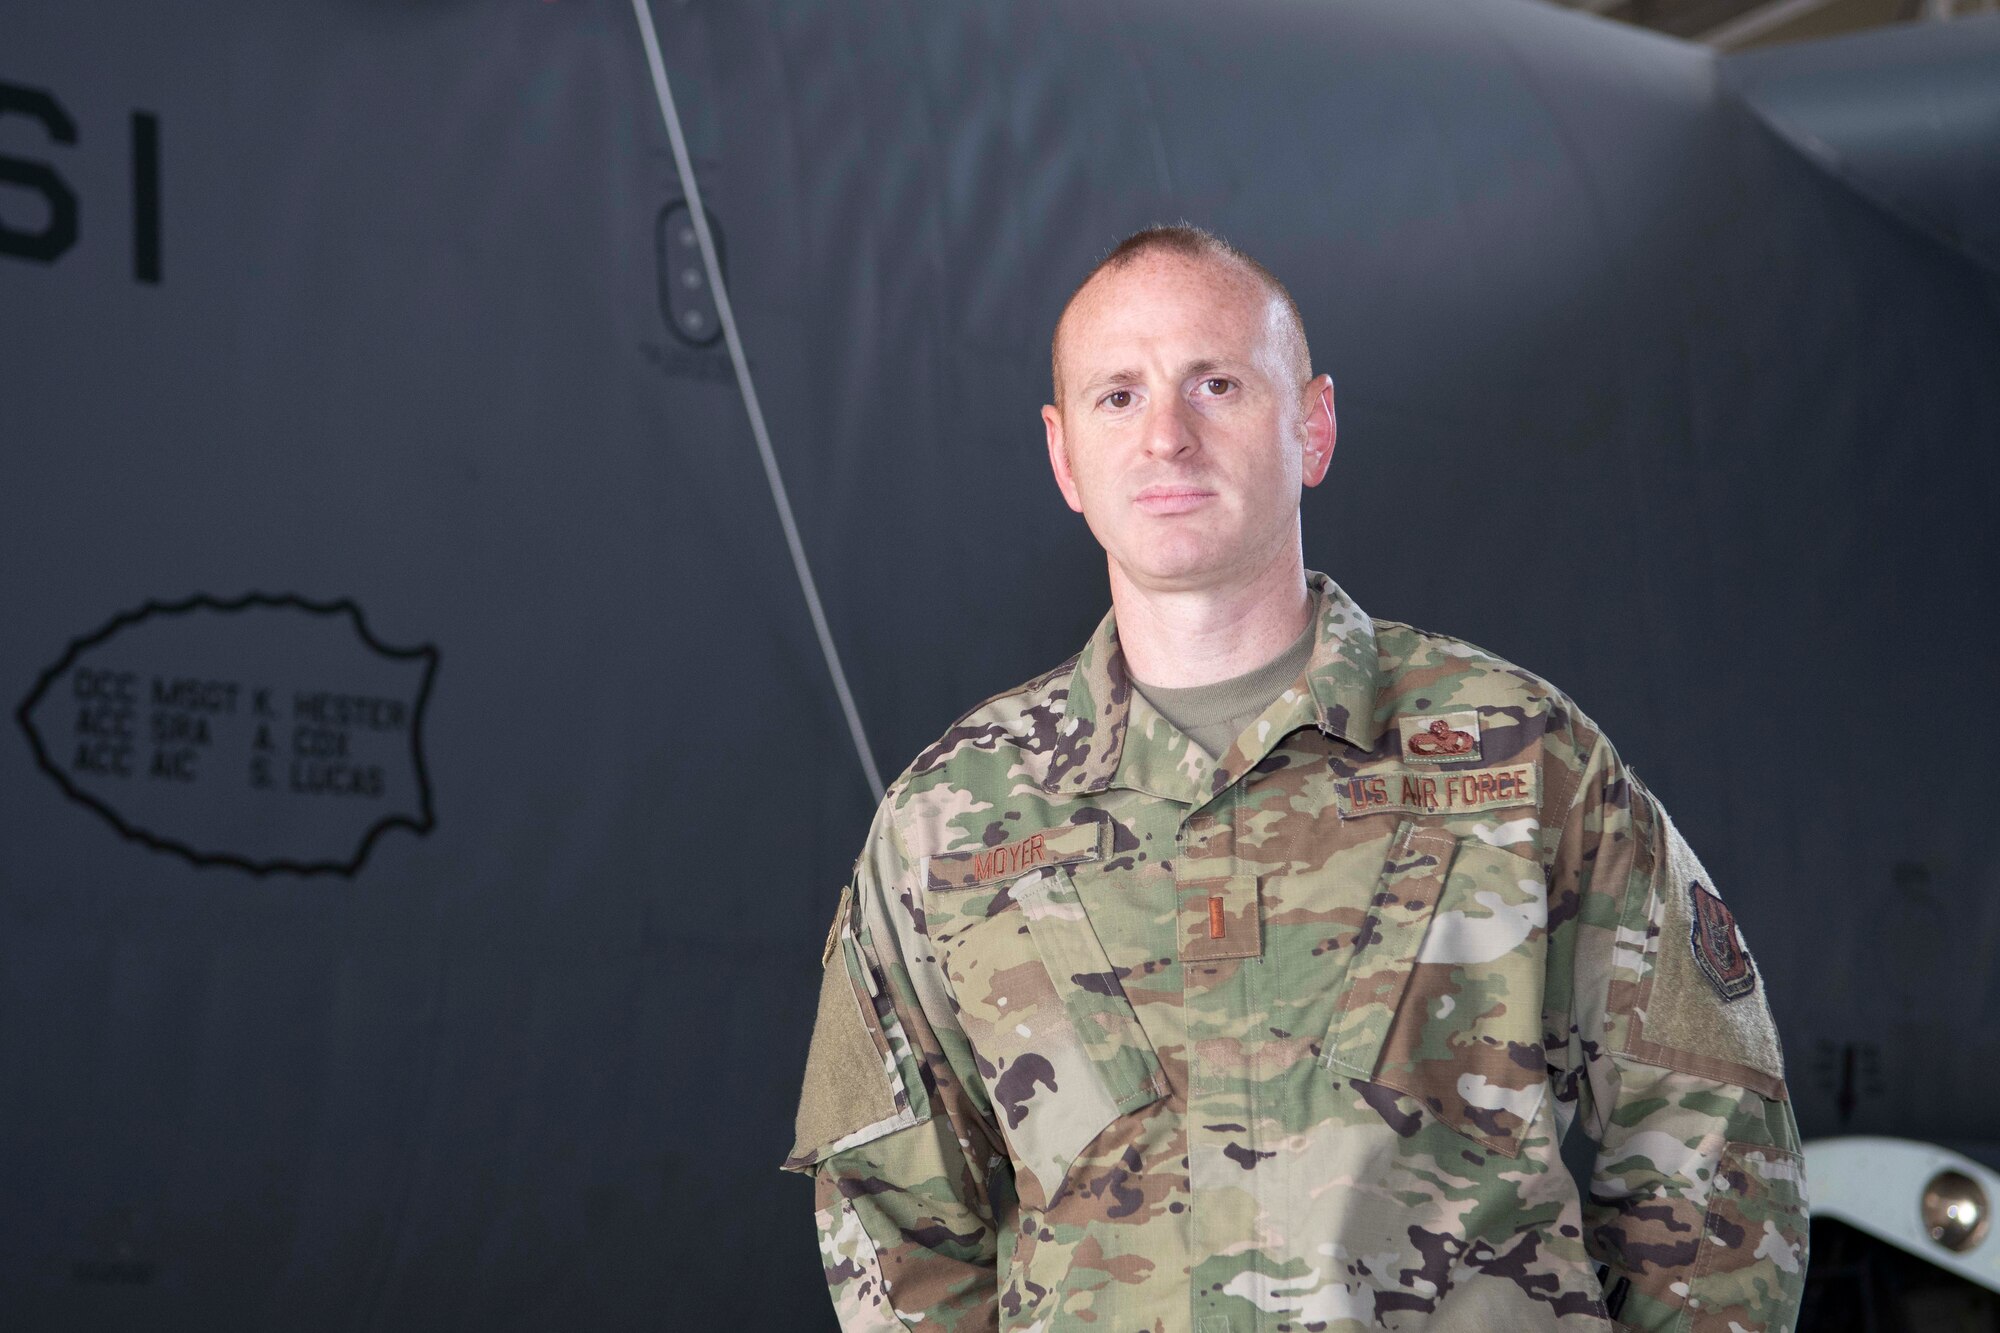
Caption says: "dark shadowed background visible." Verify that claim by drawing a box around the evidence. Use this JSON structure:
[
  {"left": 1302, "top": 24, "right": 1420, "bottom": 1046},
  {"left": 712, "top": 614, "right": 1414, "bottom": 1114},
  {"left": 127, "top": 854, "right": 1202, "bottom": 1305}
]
[{"left": 4, "top": 1, "right": 1999, "bottom": 1328}]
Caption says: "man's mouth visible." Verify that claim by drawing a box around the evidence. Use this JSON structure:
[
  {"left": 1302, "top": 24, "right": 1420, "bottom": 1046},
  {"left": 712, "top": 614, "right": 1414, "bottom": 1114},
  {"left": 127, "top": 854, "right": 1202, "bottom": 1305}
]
[{"left": 1133, "top": 486, "right": 1215, "bottom": 516}]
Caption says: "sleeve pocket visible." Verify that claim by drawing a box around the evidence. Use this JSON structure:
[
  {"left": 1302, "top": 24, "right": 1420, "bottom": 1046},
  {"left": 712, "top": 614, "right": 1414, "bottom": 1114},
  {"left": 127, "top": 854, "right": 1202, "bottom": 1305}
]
[
  {"left": 814, "top": 1197, "right": 910, "bottom": 1331},
  {"left": 1683, "top": 1141, "right": 1808, "bottom": 1331}
]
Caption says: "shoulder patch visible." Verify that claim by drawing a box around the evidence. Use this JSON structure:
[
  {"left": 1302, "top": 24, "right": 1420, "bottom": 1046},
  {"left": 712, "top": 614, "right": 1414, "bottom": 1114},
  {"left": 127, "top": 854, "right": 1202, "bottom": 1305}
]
[
  {"left": 925, "top": 820, "right": 1105, "bottom": 891},
  {"left": 1688, "top": 879, "right": 1756, "bottom": 1001},
  {"left": 1625, "top": 796, "right": 1787, "bottom": 1099}
]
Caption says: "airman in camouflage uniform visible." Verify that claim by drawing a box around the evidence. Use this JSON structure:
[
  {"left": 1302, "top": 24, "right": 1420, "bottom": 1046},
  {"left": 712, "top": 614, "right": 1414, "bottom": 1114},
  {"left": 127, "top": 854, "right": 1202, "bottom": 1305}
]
[{"left": 783, "top": 229, "right": 1805, "bottom": 1332}]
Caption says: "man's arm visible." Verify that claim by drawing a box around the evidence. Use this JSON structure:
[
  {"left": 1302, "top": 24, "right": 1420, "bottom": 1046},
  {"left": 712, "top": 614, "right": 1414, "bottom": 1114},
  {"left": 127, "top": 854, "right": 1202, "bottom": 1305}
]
[
  {"left": 783, "top": 799, "right": 1008, "bottom": 1333},
  {"left": 1546, "top": 719, "right": 1808, "bottom": 1333}
]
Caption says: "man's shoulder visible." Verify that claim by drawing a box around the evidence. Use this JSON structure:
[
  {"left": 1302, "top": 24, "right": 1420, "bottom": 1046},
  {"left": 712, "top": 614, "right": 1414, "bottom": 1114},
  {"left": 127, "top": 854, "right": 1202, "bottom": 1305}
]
[
  {"left": 882, "top": 654, "right": 1080, "bottom": 816},
  {"left": 1370, "top": 617, "right": 1587, "bottom": 730}
]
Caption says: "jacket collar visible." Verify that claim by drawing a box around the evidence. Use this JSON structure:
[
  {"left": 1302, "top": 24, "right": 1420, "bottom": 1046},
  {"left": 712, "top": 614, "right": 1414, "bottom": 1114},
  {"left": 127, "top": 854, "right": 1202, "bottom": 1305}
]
[{"left": 1042, "top": 570, "right": 1384, "bottom": 800}]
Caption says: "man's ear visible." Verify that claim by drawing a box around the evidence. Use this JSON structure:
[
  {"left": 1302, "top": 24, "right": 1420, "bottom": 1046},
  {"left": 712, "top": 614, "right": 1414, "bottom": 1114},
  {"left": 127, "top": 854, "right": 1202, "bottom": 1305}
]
[
  {"left": 1301, "top": 375, "right": 1336, "bottom": 488},
  {"left": 1043, "top": 404, "right": 1085, "bottom": 513}
]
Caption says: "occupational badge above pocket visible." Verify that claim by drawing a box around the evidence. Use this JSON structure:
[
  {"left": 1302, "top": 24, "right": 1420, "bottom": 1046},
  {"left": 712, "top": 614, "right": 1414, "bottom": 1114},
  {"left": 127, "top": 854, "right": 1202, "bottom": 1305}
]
[
  {"left": 782, "top": 883, "right": 931, "bottom": 1173},
  {"left": 1323, "top": 822, "right": 1552, "bottom": 1156},
  {"left": 925, "top": 822, "right": 1167, "bottom": 1207}
]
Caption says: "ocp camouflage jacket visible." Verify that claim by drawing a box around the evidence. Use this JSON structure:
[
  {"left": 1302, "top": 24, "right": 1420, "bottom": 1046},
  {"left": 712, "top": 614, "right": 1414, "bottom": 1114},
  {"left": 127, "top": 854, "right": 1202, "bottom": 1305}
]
[{"left": 784, "top": 572, "right": 1807, "bottom": 1332}]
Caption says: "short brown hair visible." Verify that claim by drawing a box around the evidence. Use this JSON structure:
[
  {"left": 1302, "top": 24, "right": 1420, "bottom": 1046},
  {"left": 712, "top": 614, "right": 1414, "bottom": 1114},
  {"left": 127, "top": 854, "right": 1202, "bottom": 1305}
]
[{"left": 1050, "top": 223, "right": 1311, "bottom": 402}]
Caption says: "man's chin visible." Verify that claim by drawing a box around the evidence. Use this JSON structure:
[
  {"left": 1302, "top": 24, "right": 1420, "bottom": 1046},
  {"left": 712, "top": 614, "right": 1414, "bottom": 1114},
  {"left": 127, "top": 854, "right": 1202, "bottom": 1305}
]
[{"left": 1109, "top": 544, "right": 1237, "bottom": 594}]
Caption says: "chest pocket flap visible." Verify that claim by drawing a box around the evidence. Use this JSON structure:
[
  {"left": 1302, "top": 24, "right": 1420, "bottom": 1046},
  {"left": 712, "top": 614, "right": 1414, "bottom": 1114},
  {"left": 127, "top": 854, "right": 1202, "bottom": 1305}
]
[
  {"left": 1322, "top": 824, "right": 1454, "bottom": 1081},
  {"left": 927, "top": 823, "right": 1166, "bottom": 1205},
  {"left": 1324, "top": 822, "right": 1551, "bottom": 1157}
]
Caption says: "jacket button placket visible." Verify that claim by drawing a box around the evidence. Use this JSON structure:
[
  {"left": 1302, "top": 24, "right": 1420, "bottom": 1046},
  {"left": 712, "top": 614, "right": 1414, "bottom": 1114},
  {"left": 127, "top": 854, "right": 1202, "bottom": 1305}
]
[{"left": 1180, "top": 789, "right": 1259, "bottom": 1331}]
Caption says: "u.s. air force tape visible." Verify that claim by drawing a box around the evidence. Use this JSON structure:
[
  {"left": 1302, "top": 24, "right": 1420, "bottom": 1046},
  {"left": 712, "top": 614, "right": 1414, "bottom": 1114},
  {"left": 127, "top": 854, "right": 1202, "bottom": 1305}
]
[{"left": 1332, "top": 763, "right": 1537, "bottom": 818}]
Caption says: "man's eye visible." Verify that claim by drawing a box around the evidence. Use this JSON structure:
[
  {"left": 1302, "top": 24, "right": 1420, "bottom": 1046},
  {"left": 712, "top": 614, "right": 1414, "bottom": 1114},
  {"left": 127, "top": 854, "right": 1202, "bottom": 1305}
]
[
  {"left": 1200, "top": 377, "right": 1232, "bottom": 396},
  {"left": 1104, "top": 390, "right": 1133, "bottom": 409}
]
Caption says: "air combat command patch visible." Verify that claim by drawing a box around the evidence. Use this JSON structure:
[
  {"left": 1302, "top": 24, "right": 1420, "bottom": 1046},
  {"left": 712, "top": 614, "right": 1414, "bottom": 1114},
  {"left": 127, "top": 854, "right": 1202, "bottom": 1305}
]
[{"left": 1689, "top": 879, "right": 1757, "bottom": 1001}]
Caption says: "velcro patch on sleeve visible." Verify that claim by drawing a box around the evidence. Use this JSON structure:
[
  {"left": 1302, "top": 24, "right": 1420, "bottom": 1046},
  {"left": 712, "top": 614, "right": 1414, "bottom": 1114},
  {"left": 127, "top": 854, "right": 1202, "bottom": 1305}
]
[
  {"left": 924, "top": 819, "right": 1106, "bottom": 892},
  {"left": 783, "top": 904, "right": 923, "bottom": 1172},
  {"left": 1628, "top": 798, "right": 1787, "bottom": 1098},
  {"left": 1332, "top": 764, "right": 1537, "bottom": 819}
]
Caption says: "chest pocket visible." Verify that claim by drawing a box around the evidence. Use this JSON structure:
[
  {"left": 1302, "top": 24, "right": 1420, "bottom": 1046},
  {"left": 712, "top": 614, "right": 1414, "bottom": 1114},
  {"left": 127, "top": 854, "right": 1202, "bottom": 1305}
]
[
  {"left": 927, "top": 825, "right": 1166, "bottom": 1206},
  {"left": 1322, "top": 821, "right": 1550, "bottom": 1157}
]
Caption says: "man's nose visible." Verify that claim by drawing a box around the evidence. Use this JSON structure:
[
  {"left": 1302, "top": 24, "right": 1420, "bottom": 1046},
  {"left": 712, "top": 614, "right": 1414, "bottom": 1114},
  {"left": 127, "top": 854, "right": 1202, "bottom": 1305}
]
[{"left": 1140, "top": 397, "right": 1198, "bottom": 460}]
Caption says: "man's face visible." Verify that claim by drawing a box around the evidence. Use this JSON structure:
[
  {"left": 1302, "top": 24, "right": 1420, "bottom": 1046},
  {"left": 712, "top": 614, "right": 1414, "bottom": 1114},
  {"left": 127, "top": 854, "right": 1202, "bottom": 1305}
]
[{"left": 1042, "top": 253, "right": 1333, "bottom": 594}]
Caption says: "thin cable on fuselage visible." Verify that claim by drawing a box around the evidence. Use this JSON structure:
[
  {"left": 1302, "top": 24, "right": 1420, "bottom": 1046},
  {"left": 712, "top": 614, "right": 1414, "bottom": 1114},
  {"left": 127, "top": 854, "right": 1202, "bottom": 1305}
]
[{"left": 628, "top": 0, "right": 887, "bottom": 805}]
